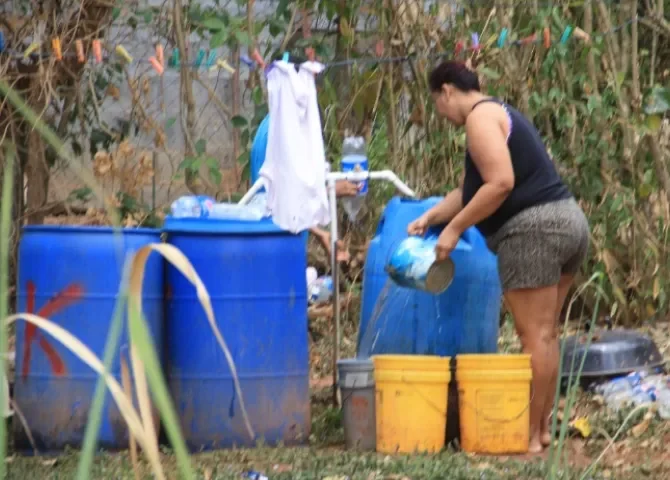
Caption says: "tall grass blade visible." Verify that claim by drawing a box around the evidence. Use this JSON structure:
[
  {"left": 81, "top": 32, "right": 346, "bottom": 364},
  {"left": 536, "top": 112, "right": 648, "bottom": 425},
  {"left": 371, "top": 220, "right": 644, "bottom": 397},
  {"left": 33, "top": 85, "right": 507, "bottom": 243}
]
[
  {"left": 76, "top": 257, "right": 131, "bottom": 480},
  {"left": 547, "top": 272, "right": 606, "bottom": 478},
  {"left": 121, "top": 354, "right": 141, "bottom": 480},
  {"left": 4, "top": 313, "right": 165, "bottom": 477},
  {"left": 0, "top": 142, "right": 16, "bottom": 479}
]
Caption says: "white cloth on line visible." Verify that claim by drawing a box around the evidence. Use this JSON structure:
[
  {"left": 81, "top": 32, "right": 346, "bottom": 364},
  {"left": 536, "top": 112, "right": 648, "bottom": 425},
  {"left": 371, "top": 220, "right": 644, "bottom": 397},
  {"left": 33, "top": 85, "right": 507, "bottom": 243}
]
[{"left": 260, "top": 60, "right": 331, "bottom": 233}]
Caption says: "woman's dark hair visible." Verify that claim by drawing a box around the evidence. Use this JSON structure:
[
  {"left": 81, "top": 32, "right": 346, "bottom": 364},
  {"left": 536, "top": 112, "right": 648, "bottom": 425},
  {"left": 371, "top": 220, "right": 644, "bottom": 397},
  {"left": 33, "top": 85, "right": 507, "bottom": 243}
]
[{"left": 429, "top": 61, "right": 480, "bottom": 93}]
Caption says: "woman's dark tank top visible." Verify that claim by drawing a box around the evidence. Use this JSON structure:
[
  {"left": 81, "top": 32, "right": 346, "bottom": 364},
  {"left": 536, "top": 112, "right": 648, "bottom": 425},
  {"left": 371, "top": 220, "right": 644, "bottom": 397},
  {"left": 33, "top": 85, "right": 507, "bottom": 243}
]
[{"left": 461, "top": 98, "right": 571, "bottom": 237}]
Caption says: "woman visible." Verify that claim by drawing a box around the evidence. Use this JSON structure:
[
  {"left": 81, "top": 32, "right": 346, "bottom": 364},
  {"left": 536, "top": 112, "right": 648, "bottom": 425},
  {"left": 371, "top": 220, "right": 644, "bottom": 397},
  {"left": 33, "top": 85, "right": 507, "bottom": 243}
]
[{"left": 408, "top": 61, "right": 589, "bottom": 453}]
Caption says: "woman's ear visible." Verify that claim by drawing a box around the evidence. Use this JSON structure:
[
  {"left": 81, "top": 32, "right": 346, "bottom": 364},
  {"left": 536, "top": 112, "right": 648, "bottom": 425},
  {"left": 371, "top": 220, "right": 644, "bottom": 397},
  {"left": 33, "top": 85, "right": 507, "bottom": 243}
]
[{"left": 441, "top": 83, "right": 450, "bottom": 99}]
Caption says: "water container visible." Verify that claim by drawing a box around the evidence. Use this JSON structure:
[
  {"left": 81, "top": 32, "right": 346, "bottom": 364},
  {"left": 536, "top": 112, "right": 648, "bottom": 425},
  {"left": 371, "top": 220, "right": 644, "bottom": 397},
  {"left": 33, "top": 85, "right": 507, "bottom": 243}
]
[
  {"left": 358, "top": 196, "right": 501, "bottom": 357},
  {"left": 13, "top": 226, "right": 163, "bottom": 452},
  {"left": 337, "top": 358, "right": 375, "bottom": 451},
  {"left": 163, "top": 216, "right": 310, "bottom": 450}
]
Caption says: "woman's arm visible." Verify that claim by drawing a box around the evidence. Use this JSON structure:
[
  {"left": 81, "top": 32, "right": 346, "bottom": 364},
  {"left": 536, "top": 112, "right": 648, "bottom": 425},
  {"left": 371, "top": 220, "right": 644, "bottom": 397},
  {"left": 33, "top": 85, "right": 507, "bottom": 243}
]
[
  {"left": 448, "top": 107, "right": 514, "bottom": 235},
  {"left": 421, "top": 174, "right": 465, "bottom": 226}
]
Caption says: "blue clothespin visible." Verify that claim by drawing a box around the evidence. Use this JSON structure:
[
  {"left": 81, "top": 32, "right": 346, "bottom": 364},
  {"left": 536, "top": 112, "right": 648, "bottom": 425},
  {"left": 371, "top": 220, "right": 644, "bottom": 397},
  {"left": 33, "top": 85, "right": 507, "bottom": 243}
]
[
  {"left": 282, "top": 51, "right": 289, "bottom": 62},
  {"left": 206, "top": 51, "right": 217, "bottom": 68},
  {"left": 471, "top": 32, "right": 480, "bottom": 51},
  {"left": 195, "top": 49, "right": 205, "bottom": 67},
  {"left": 0, "top": 31, "right": 5, "bottom": 53},
  {"left": 497, "top": 28, "right": 508, "bottom": 48},
  {"left": 560, "top": 25, "right": 573, "bottom": 45},
  {"left": 240, "top": 54, "right": 254, "bottom": 67}
]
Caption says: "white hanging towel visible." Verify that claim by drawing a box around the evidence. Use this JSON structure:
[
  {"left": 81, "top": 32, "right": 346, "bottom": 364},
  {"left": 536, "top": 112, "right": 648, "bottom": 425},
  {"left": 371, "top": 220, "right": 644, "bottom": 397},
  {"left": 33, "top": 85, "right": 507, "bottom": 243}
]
[{"left": 260, "top": 60, "right": 330, "bottom": 233}]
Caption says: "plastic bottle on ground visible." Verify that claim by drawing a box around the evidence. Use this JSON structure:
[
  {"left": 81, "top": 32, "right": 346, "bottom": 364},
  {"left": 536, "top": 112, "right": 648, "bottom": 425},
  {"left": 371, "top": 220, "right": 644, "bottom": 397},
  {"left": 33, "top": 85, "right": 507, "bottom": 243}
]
[
  {"left": 309, "top": 276, "right": 333, "bottom": 305},
  {"left": 656, "top": 386, "right": 670, "bottom": 419}
]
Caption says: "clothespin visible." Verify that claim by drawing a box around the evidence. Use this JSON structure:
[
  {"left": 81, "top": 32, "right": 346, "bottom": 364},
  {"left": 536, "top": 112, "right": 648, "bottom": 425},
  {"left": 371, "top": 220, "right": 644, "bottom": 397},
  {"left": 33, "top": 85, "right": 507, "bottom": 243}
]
[
  {"left": 0, "top": 31, "right": 5, "bottom": 53},
  {"left": 205, "top": 51, "right": 217, "bottom": 68},
  {"left": 305, "top": 47, "right": 315, "bottom": 62},
  {"left": 520, "top": 33, "right": 537, "bottom": 45},
  {"left": 454, "top": 40, "right": 464, "bottom": 56},
  {"left": 240, "top": 54, "right": 254, "bottom": 67},
  {"left": 23, "top": 42, "right": 40, "bottom": 59},
  {"left": 560, "top": 25, "right": 573, "bottom": 45},
  {"left": 471, "top": 32, "right": 480, "bottom": 52},
  {"left": 216, "top": 59, "right": 236, "bottom": 74},
  {"left": 497, "top": 28, "right": 508, "bottom": 48},
  {"left": 156, "top": 44, "right": 164, "bottom": 66},
  {"left": 75, "top": 40, "right": 85, "bottom": 63},
  {"left": 375, "top": 39, "right": 384, "bottom": 57},
  {"left": 543, "top": 27, "right": 551, "bottom": 48},
  {"left": 92, "top": 39, "right": 102, "bottom": 63},
  {"left": 251, "top": 48, "right": 266, "bottom": 69},
  {"left": 170, "top": 48, "right": 180, "bottom": 67},
  {"left": 282, "top": 51, "right": 289, "bottom": 62},
  {"left": 572, "top": 27, "right": 591, "bottom": 43},
  {"left": 149, "top": 56, "right": 164, "bottom": 75},
  {"left": 51, "top": 37, "right": 62, "bottom": 61},
  {"left": 115, "top": 45, "right": 133, "bottom": 63},
  {"left": 195, "top": 49, "right": 205, "bottom": 67}
]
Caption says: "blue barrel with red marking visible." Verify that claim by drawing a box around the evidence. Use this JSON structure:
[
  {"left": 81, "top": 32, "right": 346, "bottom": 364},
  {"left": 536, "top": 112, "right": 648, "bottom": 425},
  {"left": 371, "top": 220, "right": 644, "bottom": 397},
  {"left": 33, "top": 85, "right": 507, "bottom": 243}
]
[
  {"left": 13, "top": 225, "right": 163, "bottom": 452},
  {"left": 164, "top": 216, "right": 310, "bottom": 450}
]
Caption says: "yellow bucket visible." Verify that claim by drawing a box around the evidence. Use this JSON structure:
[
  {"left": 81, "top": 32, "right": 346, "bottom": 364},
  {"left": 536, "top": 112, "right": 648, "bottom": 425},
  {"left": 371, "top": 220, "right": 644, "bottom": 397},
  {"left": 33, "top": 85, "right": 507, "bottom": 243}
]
[
  {"left": 456, "top": 354, "right": 532, "bottom": 454},
  {"left": 373, "top": 355, "right": 451, "bottom": 454}
]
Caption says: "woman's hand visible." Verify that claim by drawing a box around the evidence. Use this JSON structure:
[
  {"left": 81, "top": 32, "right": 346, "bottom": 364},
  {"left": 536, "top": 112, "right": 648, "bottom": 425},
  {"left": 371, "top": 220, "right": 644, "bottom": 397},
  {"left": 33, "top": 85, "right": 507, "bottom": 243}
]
[
  {"left": 435, "top": 225, "right": 461, "bottom": 261},
  {"left": 313, "top": 228, "right": 350, "bottom": 262},
  {"left": 407, "top": 215, "right": 429, "bottom": 236}
]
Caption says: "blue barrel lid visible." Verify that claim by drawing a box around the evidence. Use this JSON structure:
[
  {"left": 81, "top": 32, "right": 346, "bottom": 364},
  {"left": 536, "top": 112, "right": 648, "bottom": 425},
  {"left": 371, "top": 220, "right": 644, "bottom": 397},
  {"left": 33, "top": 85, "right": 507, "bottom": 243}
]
[
  {"left": 163, "top": 216, "right": 296, "bottom": 235},
  {"left": 22, "top": 225, "right": 161, "bottom": 235}
]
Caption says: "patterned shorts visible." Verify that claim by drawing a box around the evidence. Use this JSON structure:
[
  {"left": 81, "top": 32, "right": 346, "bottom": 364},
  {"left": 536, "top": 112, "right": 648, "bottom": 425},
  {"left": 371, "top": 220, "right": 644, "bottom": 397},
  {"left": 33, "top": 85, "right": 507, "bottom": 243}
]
[{"left": 486, "top": 198, "right": 590, "bottom": 291}]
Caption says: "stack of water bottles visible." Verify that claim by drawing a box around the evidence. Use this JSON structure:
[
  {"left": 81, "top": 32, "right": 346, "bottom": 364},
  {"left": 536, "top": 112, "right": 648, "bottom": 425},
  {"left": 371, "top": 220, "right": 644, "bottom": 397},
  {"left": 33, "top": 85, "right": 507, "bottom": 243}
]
[
  {"left": 595, "top": 370, "right": 670, "bottom": 418},
  {"left": 170, "top": 193, "right": 269, "bottom": 220},
  {"left": 306, "top": 266, "right": 333, "bottom": 305}
]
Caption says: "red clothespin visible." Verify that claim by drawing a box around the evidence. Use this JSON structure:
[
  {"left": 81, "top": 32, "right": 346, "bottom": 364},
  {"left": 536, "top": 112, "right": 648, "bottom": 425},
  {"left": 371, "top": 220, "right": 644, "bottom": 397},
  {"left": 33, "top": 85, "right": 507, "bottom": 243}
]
[
  {"left": 75, "top": 40, "right": 85, "bottom": 63},
  {"left": 305, "top": 47, "right": 316, "bottom": 62},
  {"left": 156, "top": 44, "right": 164, "bottom": 66},
  {"left": 375, "top": 39, "right": 384, "bottom": 57},
  {"left": 543, "top": 27, "right": 551, "bottom": 48},
  {"left": 302, "top": 10, "right": 315, "bottom": 62},
  {"left": 149, "top": 57, "right": 164, "bottom": 75},
  {"left": 251, "top": 48, "right": 266, "bottom": 69},
  {"left": 92, "top": 39, "right": 102, "bottom": 63},
  {"left": 51, "top": 37, "right": 62, "bottom": 61},
  {"left": 454, "top": 40, "right": 464, "bottom": 56},
  {"left": 520, "top": 33, "right": 537, "bottom": 45}
]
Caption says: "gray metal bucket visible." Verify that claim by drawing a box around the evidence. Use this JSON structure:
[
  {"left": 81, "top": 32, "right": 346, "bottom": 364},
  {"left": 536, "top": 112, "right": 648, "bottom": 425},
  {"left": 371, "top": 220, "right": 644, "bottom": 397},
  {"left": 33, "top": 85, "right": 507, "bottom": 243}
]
[{"left": 337, "top": 358, "right": 376, "bottom": 451}]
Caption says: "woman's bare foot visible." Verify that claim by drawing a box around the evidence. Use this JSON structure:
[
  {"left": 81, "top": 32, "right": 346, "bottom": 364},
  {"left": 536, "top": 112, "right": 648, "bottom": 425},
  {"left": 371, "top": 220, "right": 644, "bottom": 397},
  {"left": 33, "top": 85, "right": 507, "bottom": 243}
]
[
  {"left": 528, "top": 436, "right": 544, "bottom": 454},
  {"left": 541, "top": 431, "right": 553, "bottom": 447}
]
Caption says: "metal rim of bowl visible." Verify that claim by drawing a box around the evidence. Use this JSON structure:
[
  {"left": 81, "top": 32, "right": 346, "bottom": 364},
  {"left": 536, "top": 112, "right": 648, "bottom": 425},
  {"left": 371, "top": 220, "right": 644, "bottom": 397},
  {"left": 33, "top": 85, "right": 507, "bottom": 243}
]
[{"left": 425, "top": 258, "right": 455, "bottom": 294}]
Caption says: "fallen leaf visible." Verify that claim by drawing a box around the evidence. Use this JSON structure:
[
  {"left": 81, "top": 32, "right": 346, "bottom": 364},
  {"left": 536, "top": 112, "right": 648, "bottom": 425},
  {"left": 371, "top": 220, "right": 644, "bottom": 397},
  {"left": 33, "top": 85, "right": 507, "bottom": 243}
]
[
  {"left": 41, "top": 458, "right": 58, "bottom": 467},
  {"left": 203, "top": 467, "right": 212, "bottom": 480},
  {"left": 631, "top": 412, "right": 654, "bottom": 438},
  {"left": 273, "top": 464, "right": 293, "bottom": 473},
  {"left": 570, "top": 416, "right": 592, "bottom": 438}
]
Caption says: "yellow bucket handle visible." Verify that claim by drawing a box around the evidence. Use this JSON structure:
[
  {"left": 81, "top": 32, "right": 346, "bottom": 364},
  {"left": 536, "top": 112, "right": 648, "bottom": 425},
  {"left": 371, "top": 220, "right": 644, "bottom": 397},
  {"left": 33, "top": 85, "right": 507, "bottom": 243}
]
[
  {"left": 459, "top": 386, "right": 535, "bottom": 424},
  {"left": 390, "top": 375, "right": 449, "bottom": 417}
]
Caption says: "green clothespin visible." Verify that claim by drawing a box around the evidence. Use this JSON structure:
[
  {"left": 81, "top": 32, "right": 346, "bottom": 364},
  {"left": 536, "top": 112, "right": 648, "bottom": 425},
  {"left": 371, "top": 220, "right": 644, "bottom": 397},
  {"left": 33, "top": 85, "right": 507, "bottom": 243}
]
[
  {"left": 497, "top": 28, "right": 508, "bottom": 48},
  {"left": 195, "top": 49, "right": 205, "bottom": 67},
  {"left": 170, "top": 48, "right": 180, "bottom": 67},
  {"left": 206, "top": 51, "right": 217, "bottom": 68},
  {"left": 560, "top": 26, "right": 573, "bottom": 45}
]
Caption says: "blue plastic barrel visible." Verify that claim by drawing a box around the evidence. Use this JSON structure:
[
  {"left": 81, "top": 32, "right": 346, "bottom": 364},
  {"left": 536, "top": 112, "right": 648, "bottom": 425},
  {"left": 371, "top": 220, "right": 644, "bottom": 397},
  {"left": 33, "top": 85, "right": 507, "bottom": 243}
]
[
  {"left": 358, "top": 197, "right": 501, "bottom": 357},
  {"left": 164, "top": 217, "right": 310, "bottom": 450},
  {"left": 13, "top": 226, "right": 163, "bottom": 452}
]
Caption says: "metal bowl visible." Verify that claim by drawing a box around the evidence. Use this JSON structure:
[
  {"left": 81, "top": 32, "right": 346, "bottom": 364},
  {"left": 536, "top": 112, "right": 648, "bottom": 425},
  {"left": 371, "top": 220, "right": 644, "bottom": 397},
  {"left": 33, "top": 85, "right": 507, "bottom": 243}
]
[{"left": 560, "top": 329, "right": 665, "bottom": 378}]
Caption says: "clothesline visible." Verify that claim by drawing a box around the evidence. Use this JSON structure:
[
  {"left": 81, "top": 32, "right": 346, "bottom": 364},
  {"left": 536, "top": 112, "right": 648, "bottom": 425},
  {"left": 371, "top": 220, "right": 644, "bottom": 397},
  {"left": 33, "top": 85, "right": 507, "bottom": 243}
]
[{"left": 0, "top": 16, "right": 640, "bottom": 75}]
